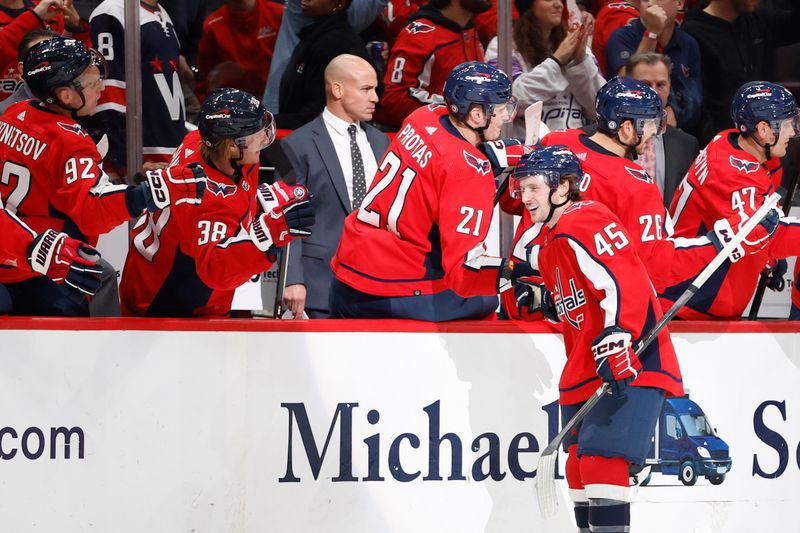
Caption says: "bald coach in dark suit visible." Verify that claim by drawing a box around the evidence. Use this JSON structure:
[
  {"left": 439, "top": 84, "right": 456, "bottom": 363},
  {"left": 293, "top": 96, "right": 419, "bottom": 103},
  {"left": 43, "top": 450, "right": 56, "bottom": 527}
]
[{"left": 280, "top": 54, "right": 389, "bottom": 318}]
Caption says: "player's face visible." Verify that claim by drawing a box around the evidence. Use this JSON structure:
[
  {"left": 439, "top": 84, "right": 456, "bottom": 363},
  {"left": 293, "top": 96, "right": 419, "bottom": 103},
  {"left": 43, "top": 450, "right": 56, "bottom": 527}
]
[
  {"left": 483, "top": 98, "right": 517, "bottom": 141},
  {"left": 629, "top": 62, "right": 670, "bottom": 108},
  {"left": 518, "top": 174, "right": 557, "bottom": 224},
  {"left": 74, "top": 65, "right": 105, "bottom": 116},
  {"left": 764, "top": 115, "right": 800, "bottom": 159},
  {"left": 533, "top": 0, "right": 564, "bottom": 30},
  {"left": 340, "top": 66, "right": 379, "bottom": 123}
]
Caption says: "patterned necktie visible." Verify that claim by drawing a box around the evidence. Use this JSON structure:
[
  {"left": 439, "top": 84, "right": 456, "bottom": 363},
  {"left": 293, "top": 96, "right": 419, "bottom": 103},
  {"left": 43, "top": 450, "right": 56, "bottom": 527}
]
[
  {"left": 348, "top": 124, "right": 367, "bottom": 210},
  {"left": 637, "top": 137, "right": 658, "bottom": 185}
]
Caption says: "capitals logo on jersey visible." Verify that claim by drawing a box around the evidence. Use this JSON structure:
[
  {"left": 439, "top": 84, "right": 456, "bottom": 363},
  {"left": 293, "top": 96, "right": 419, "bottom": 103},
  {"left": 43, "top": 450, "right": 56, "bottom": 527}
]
[
  {"left": 56, "top": 122, "right": 89, "bottom": 138},
  {"left": 729, "top": 155, "right": 760, "bottom": 174},
  {"left": 463, "top": 151, "right": 491, "bottom": 175},
  {"left": 626, "top": 166, "right": 653, "bottom": 183},
  {"left": 552, "top": 267, "right": 586, "bottom": 329},
  {"left": 207, "top": 178, "right": 237, "bottom": 198},
  {"left": 406, "top": 21, "right": 435, "bottom": 34}
]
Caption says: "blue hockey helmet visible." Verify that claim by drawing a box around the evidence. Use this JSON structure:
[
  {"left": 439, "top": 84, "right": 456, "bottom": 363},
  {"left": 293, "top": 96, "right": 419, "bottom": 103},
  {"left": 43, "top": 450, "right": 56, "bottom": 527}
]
[
  {"left": 731, "top": 81, "right": 800, "bottom": 137},
  {"left": 443, "top": 61, "right": 516, "bottom": 123},
  {"left": 510, "top": 145, "right": 583, "bottom": 199},
  {"left": 198, "top": 88, "right": 275, "bottom": 150},
  {"left": 596, "top": 76, "right": 665, "bottom": 135},
  {"left": 23, "top": 37, "right": 106, "bottom": 105}
]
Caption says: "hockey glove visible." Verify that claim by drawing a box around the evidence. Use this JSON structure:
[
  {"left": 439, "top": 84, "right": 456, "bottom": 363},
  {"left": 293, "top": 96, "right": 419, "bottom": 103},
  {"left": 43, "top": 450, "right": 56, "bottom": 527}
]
[
  {"left": 479, "top": 138, "right": 533, "bottom": 174},
  {"left": 27, "top": 229, "right": 103, "bottom": 296},
  {"left": 765, "top": 258, "right": 788, "bottom": 292},
  {"left": 708, "top": 207, "right": 780, "bottom": 261},
  {"left": 591, "top": 326, "right": 642, "bottom": 397},
  {"left": 251, "top": 181, "right": 315, "bottom": 252},
  {"left": 139, "top": 162, "right": 207, "bottom": 211},
  {"left": 514, "top": 280, "right": 559, "bottom": 322}
]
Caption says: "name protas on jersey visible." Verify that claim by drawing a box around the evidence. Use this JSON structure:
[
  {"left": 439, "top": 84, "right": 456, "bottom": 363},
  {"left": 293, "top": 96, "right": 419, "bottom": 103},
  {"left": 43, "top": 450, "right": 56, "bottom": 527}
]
[
  {"left": 0, "top": 120, "right": 47, "bottom": 161},
  {"left": 395, "top": 122, "right": 432, "bottom": 168}
]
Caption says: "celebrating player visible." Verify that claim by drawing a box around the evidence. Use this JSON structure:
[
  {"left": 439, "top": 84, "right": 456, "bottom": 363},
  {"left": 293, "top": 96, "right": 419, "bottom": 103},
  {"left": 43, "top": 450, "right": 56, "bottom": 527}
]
[
  {"left": 669, "top": 81, "right": 800, "bottom": 319},
  {"left": 511, "top": 145, "right": 683, "bottom": 533},
  {"left": 0, "top": 37, "right": 206, "bottom": 316},
  {"left": 330, "top": 61, "right": 517, "bottom": 321},
  {"left": 120, "top": 88, "right": 315, "bottom": 317}
]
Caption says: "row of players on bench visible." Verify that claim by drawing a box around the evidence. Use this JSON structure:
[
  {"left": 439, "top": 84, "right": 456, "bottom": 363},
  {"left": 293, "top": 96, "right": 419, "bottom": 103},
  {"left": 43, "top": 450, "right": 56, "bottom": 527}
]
[{"left": 1, "top": 36, "right": 797, "bottom": 319}]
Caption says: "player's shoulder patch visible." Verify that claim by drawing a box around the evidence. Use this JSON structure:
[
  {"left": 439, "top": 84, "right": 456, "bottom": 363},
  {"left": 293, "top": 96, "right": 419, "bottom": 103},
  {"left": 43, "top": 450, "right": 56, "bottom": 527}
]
[
  {"left": 625, "top": 165, "right": 653, "bottom": 184},
  {"left": 206, "top": 177, "right": 237, "bottom": 198},
  {"left": 406, "top": 21, "right": 435, "bottom": 34},
  {"left": 729, "top": 155, "right": 760, "bottom": 174},
  {"left": 463, "top": 150, "right": 490, "bottom": 175},
  {"left": 564, "top": 200, "right": 594, "bottom": 215},
  {"left": 56, "top": 122, "right": 89, "bottom": 138}
]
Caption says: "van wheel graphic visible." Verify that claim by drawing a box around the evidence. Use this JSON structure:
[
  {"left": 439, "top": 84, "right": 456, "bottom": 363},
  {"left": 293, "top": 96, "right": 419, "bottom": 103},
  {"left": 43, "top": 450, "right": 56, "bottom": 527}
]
[
  {"left": 708, "top": 475, "right": 725, "bottom": 485},
  {"left": 679, "top": 461, "right": 697, "bottom": 486}
]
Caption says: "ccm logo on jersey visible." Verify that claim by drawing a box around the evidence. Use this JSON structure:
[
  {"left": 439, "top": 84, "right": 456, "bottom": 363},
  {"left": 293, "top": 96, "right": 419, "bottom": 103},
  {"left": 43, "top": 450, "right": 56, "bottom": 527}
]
[
  {"left": 729, "top": 155, "right": 760, "bottom": 174},
  {"left": 406, "top": 21, "right": 435, "bottom": 34},
  {"left": 463, "top": 151, "right": 491, "bottom": 175},
  {"left": 207, "top": 178, "right": 237, "bottom": 197}
]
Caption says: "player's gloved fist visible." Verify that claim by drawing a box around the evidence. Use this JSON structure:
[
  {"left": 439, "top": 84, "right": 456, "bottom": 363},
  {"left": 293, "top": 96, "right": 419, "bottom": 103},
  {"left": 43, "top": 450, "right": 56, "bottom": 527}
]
[
  {"left": 27, "top": 229, "right": 103, "bottom": 296},
  {"left": 514, "top": 280, "right": 559, "bottom": 322},
  {"left": 479, "top": 139, "right": 534, "bottom": 173},
  {"left": 138, "top": 162, "right": 207, "bottom": 211},
  {"left": 251, "top": 181, "right": 315, "bottom": 252},
  {"left": 709, "top": 207, "right": 780, "bottom": 261},
  {"left": 591, "top": 326, "right": 642, "bottom": 397},
  {"left": 765, "top": 258, "right": 788, "bottom": 292},
  {"left": 497, "top": 254, "right": 538, "bottom": 293}
]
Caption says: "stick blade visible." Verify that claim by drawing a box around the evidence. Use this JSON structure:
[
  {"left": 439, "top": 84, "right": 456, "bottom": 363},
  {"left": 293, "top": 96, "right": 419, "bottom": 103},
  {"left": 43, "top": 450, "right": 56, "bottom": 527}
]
[
  {"left": 524, "top": 102, "right": 543, "bottom": 145},
  {"left": 536, "top": 450, "right": 559, "bottom": 518}
]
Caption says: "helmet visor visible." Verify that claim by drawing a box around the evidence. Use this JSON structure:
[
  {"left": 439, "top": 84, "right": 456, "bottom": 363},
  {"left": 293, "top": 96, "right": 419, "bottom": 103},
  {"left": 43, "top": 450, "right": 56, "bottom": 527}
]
[
  {"left": 781, "top": 109, "right": 800, "bottom": 139},
  {"left": 240, "top": 110, "right": 276, "bottom": 152},
  {"left": 493, "top": 96, "right": 518, "bottom": 123},
  {"left": 88, "top": 48, "right": 107, "bottom": 80},
  {"left": 509, "top": 170, "right": 558, "bottom": 199},
  {"left": 633, "top": 109, "right": 667, "bottom": 137}
]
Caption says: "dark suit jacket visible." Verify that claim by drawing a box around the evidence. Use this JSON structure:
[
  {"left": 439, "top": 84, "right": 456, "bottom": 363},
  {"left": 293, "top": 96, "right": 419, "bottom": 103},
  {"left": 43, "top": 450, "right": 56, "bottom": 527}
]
[
  {"left": 281, "top": 114, "right": 390, "bottom": 313},
  {"left": 580, "top": 124, "right": 699, "bottom": 208}
]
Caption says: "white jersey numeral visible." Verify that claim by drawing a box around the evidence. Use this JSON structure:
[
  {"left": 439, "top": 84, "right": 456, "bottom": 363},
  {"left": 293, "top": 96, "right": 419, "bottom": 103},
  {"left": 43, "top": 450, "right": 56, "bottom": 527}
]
[
  {"left": 0, "top": 161, "right": 31, "bottom": 214},
  {"left": 133, "top": 208, "right": 171, "bottom": 262},
  {"left": 594, "top": 222, "right": 629, "bottom": 257},
  {"left": 639, "top": 213, "right": 664, "bottom": 242},
  {"left": 357, "top": 150, "right": 418, "bottom": 238},
  {"left": 456, "top": 206, "right": 484, "bottom": 236}
]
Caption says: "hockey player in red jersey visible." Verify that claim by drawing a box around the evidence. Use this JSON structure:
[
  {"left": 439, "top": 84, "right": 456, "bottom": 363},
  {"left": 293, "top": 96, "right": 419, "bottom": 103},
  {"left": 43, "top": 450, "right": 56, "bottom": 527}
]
[
  {"left": 0, "top": 37, "right": 206, "bottom": 316},
  {"left": 373, "top": 0, "right": 487, "bottom": 128},
  {"left": 669, "top": 81, "right": 800, "bottom": 319},
  {"left": 511, "top": 145, "right": 682, "bottom": 533},
  {"left": 120, "top": 88, "right": 315, "bottom": 317},
  {"left": 331, "top": 61, "right": 517, "bottom": 320}
]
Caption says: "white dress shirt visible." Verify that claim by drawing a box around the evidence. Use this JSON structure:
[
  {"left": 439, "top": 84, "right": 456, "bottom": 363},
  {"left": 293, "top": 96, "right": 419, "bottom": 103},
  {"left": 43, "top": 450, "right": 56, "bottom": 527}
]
[{"left": 322, "top": 107, "right": 378, "bottom": 209}]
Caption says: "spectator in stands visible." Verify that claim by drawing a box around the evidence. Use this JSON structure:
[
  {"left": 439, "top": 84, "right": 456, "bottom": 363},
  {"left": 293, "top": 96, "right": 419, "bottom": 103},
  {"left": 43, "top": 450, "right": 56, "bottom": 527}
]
[
  {"left": 372, "top": 0, "right": 488, "bottom": 129},
  {"left": 89, "top": 0, "right": 186, "bottom": 176},
  {"left": 625, "top": 52, "right": 698, "bottom": 206},
  {"left": 606, "top": 0, "right": 701, "bottom": 131},
  {"left": 592, "top": 0, "right": 639, "bottom": 76},
  {"left": 280, "top": 54, "right": 390, "bottom": 318},
  {"left": 262, "top": 0, "right": 388, "bottom": 112},
  {"left": 0, "top": 27, "right": 58, "bottom": 114},
  {"left": 196, "top": 0, "right": 283, "bottom": 103},
  {"left": 275, "top": 0, "right": 369, "bottom": 129},
  {"left": 682, "top": 0, "right": 800, "bottom": 145},
  {"left": 0, "top": 0, "right": 89, "bottom": 104},
  {"left": 484, "top": 0, "right": 603, "bottom": 135}
]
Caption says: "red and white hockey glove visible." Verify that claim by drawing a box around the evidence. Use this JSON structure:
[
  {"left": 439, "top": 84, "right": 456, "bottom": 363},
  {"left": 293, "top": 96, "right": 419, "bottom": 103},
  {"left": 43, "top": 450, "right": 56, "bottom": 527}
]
[
  {"left": 478, "top": 138, "right": 534, "bottom": 174},
  {"left": 708, "top": 207, "right": 781, "bottom": 261},
  {"left": 142, "top": 162, "right": 207, "bottom": 211},
  {"left": 27, "top": 229, "right": 103, "bottom": 296},
  {"left": 250, "top": 181, "right": 315, "bottom": 252},
  {"left": 592, "top": 326, "right": 642, "bottom": 397}
]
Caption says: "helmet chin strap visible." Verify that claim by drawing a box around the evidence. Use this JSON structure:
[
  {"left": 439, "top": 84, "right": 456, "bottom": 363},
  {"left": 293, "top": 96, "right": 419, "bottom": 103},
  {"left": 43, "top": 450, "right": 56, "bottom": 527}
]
[
  {"left": 50, "top": 84, "right": 87, "bottom": 122},
  {"left": 542, "top": 189, "right": 569, "bottom": 225}
]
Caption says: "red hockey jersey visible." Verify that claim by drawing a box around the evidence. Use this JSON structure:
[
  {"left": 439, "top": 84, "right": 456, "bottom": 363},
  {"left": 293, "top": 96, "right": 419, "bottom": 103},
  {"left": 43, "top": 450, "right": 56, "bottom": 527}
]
[
  {"left": 541, "top": 129, "right": 717, "bottom": 296},
  {"left": 120, "top": 130, "right": 272, "bottom": 317},
  {"left": 539, "top": 200, "right": 683, "bottom": 405},
  {"left": 668, "top": 130, "right": 800, "bottom": 319},
  {"left": 0, "top": 204, "right": 35, "bottom": 272},
  {"left": 332, "top": 104, "right": 504, "bottom": 298},
  {"left": 196, "top": 0, "right": 283, "bottom": 101},
  {"left": 0, "top": 100, "right": 130, "bottom": 284},
  {"left": 374, "top": 6, "right": 483, "bottom": 128},
  {"left": 591, "top": 1, "right": 638, "bottom": 76}
]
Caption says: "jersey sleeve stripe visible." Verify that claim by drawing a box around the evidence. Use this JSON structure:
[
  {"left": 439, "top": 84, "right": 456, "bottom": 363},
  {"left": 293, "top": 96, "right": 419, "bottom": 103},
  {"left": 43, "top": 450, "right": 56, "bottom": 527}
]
[{"left": 566, "top": 236, "right": 621, "bottom": 328}]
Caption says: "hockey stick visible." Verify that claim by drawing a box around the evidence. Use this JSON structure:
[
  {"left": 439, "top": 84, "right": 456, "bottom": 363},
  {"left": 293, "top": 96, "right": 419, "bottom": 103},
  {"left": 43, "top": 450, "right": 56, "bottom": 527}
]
[
  {"left": 493, "top": 103, "right": 544, "bottom": 206},
  {"left": 748, "top": 144, "right": 800, "bottom": 319},
  {"left": 535, "top": 192, "right": 781, "bottom": 518},
  {"left": 273, "top": 242, "right": 291, "bottom": 319}
]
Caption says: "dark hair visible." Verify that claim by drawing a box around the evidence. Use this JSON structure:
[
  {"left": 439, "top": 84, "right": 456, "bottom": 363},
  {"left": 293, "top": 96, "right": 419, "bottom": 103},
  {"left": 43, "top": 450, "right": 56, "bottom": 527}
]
[
  {"left": 513, "top": 4, "right": 567, "bottom": 68},
  {"left": 625, "top": 52, "right": 673, "bottom": 76},
  {"left": 17, "top": 28, "right": 60, "bottom": 62}
]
